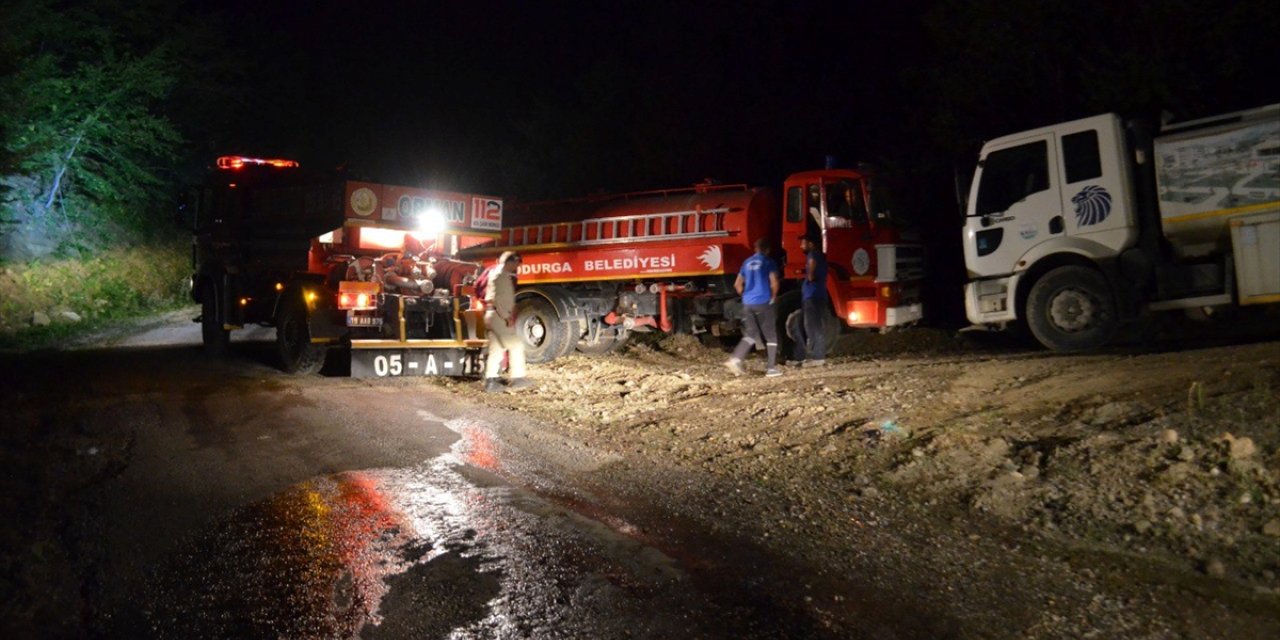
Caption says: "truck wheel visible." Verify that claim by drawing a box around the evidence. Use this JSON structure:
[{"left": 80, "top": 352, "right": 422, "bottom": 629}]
[
  {"left": 576, "top": 327, "right": 628, "bottom": 355},
  {"left": 819, "top": 304, "right": 840, "bottom": 351},
  {"left": 200, "top": 282, "right": 229, "bottom": 357},
  {"left": 1026, "top": 266, "right": 1118, "bottom": 352},
  {"left": 774, "top": 290, "right": 802, "bottom": 357},
  {"left": 514, "top": 297, "right": 572, "bottom": 363},
  {"left": 277, "top": 296, "right": 325, "bottom": 374}
]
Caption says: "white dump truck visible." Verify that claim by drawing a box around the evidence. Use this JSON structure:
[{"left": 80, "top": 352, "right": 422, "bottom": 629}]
[{"left": 962, "top": 103, "right": 1280, "bottom": 350}]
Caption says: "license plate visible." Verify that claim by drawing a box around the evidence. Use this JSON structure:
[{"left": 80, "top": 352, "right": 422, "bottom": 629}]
[
  {"left": 350, "top": 348, "right": 475, "bottom": 378},
  {"left": 347, "top": 311, "right": 383, "bottom": 327}
]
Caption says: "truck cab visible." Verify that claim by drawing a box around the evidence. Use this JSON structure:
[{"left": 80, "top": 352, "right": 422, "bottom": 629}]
[
  {"left": 780, "top": 169, "right": 924, "bottom": 329},
  {"left": 963, "top": 115, "right": 1141, "bottom": 346}
]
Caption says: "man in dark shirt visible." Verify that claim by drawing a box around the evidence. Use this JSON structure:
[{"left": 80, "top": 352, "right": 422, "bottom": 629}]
[
  {"left": 791, "top": 233, "right": 830, "bottom": 366},
  {"left": 725, "top": 237, "right": 782, "bottom": 377}
]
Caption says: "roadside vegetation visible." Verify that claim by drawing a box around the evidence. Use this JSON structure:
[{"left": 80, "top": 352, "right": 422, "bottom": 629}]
[
  {"left": 0, "top": 239, "right": 189, "bottom": 350},
  {"left": 0, "top": 1, "right": 231, "bottom": 350}
]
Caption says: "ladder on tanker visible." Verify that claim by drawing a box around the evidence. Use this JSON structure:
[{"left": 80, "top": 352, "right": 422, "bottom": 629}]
[{"left": 496, "top": 207, "right": 732, "bottom": 249}]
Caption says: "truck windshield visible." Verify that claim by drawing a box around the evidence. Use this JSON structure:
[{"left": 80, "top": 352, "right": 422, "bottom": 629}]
[
  {"left": 865, "top": 177, "right": 903, "bottom": 225},
  {"left": 974, "top": 140, "right": 1049, "bottom": 216}
]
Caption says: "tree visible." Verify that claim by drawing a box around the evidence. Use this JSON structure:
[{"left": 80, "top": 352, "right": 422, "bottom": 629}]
[{"left": 0, "top": 0, "right": 184, "bottom": 260}]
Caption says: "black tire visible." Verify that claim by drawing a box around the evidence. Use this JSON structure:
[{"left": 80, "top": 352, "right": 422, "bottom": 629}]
[
  {"left": 514, "top": 297, "right": 573, "bottom": 363},
  {"left": 784, "top": 301, "right": 839, "bottom": 358},
  {"left": 576, "top": 326, "right": 629, "bottom": 355},
  {"left": 276, "top": 296, "right": 326, "bottom": 374},
  {"left": 817, "top": 302, "right": 840, "bottom": 351},
  {"left": 200, "top": 282, "right": 229, "bottom": 357},
  {"left": 774, "top": 290, "right": 802, "bottom": 356},
  {"left": 1025, "top": 265, "right": 1118, "bottom": 352}
]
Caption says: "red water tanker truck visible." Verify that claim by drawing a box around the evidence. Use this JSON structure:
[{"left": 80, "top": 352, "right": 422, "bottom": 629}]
[{"left": 456, "top": 167, "right": 925, "bottom": 362}]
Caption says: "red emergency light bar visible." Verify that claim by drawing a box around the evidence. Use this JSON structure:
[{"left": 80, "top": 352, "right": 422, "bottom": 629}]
[{"left": 216, "top": 155, "right": 300, "bottom": 170}]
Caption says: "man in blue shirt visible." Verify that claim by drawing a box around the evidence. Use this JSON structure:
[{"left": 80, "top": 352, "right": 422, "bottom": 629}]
[
  {"left": 790, "top": 233, "right": 830, "bottom": 366},
  {"left": 725, "top": 237, "right": 782, "bottom": 377}
]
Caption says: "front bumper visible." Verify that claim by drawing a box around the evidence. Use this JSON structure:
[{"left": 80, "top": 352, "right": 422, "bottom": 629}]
[
  {"left": 964, "top": 274, "right": 1020, "bottom": 324},
  {"left": 843, "top": 299, "right": 924, "bottom": 328}
]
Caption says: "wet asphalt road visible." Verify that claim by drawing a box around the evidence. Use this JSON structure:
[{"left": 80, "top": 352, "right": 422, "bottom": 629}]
[{"left": 3, "top": 331, "right": 882, "bottom": 639}]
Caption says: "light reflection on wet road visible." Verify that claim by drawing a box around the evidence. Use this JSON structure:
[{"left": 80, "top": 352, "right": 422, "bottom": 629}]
[{"left": 145, "top": 412, "right": 820, "bottom": 639}]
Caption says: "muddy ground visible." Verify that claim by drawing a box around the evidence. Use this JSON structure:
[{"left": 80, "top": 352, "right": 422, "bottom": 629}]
[
  {"left": 434, "top": 327, "right": 1280, "bottom": 638},
  {"left": 4, "top": 313, "right": 1278, "bottom": 638}
]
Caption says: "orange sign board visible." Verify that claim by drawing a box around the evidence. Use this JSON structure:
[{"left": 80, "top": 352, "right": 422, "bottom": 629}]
[{"left": 344, "top": 182, "right": 502, "bottom": 234}]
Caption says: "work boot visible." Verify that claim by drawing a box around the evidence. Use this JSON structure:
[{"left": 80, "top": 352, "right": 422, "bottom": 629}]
[
  {"left": 508, "top": 377, "right": 534, "bottom": 390},
  {"left": 723, "top": 358, "right": 744, "bottom": 377},
  {"left": 484, "top": 378, "right": 504, "bottom": 393}
]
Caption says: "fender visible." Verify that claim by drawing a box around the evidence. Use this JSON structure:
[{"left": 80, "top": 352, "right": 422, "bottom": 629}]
[
  {"left": 275, "top": 273, "right": 334, "bottom": 334},
  {"left": 1015, "top": 239, "right": 1137, "bottom": 321},
  {"left": 1014, "top": 235, "right": 1118, "bottom": 274}
]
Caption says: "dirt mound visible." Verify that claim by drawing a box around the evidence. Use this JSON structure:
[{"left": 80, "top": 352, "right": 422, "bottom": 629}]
[{"left": 452, "top": 330, "right": 1280, "bottom": 597}]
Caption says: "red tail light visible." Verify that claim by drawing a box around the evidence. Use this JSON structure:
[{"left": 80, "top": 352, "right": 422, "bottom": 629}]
[
  {"left": 337, "top": 280, "right": 380, "bottom": 310},
  {"left": 338, "top": 292, "right": 376, "bottom": 310}
]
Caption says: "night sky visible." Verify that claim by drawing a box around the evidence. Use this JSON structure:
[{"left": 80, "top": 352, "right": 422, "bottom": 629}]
[
  {"left": 205, "top": 0, "right": 1278, "bottom": 205},
  {"left": 211, "top": 0, "right": 945, "bottom": 198}
]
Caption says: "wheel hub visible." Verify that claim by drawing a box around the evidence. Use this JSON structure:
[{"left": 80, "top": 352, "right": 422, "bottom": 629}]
[
  {"left": 1048, "top": 288, "right": 1098, "bottom": 332},
  {"left": 524, "top": 318, "right": 546, "bottom": 344}
]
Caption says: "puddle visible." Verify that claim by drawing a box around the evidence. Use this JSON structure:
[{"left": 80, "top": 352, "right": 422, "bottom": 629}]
[{"left": 143, "top": 420, "right": 845, "bottom": 639}]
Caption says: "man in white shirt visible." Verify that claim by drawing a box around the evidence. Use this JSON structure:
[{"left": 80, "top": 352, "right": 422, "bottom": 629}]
[{"left": 483, "top": 251, "right": 532, "bottom": 392}]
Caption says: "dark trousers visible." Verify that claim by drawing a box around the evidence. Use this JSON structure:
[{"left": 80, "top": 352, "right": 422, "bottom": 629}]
[
  {"left": 791, "top": 296, "right": 829, "bottom": 361},
  {"left": 733, "top": 303, "right": 778, "bottom": 367}
]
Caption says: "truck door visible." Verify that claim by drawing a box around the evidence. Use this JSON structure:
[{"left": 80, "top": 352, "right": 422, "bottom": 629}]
[
  {"left": 1056, "top": 118, "right": 1136, "bottom": 253},
  {"left": 780, "top": 184, "right": 808, "bottom": 279},
  {"left": 821, "top": 178, "right": 867, "bottom": 281},
  {"left": 965, "top": 135, "right": 1061, "bottom": 276}
]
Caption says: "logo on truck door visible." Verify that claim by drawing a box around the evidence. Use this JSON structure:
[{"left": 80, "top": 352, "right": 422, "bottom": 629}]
[{"left": 1072, "top": 185, "right": 1112, "bottom": 227}]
